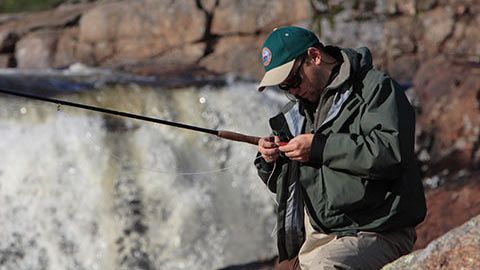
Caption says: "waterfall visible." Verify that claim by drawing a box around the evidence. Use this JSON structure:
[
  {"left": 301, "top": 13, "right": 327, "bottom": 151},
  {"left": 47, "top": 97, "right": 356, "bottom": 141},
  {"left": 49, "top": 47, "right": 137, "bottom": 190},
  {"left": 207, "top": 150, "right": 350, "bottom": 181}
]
[{"left": 0, "top": 82, "right": 288, "bottom": 270}]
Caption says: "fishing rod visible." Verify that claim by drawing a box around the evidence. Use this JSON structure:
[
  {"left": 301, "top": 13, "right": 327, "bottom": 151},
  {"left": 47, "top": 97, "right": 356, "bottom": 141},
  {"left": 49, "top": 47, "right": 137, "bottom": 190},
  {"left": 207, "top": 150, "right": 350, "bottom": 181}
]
[{"left": 0, "top": 88, "right": 261, "bottom": 146}]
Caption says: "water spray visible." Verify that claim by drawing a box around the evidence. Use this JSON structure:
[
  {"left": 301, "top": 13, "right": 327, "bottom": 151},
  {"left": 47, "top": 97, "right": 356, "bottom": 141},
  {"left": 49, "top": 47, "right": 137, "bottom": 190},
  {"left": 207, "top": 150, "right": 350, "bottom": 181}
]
[{"left": 0, "top": 88, "right": 261, "bottom": 146}]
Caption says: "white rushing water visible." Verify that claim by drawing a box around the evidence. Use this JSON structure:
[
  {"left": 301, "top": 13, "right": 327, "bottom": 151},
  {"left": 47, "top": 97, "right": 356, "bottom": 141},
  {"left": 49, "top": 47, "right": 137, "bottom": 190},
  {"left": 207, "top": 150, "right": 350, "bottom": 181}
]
[{"left": 0, "top": 82, "right": 288, "bottom": 270}]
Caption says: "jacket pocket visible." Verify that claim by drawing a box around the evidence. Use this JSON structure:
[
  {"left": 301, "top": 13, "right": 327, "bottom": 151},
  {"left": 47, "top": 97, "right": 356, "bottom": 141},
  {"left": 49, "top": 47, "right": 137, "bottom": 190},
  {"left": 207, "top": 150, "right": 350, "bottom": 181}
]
[{"left": 322, "top": 168, "right": 387, "bottom": 212}]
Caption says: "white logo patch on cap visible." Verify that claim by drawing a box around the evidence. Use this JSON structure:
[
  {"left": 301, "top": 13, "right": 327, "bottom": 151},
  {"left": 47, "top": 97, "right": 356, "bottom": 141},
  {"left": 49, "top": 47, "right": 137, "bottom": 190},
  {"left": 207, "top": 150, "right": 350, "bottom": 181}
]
[{"left": 262, "top": 47, "right": 272, "bottom": 67}]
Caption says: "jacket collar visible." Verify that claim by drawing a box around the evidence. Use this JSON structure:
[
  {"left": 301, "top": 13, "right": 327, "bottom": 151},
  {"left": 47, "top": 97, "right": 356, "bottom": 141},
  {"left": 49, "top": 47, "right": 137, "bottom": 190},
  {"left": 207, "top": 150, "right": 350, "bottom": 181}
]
[{"left": 324, "top": 50, "right": 351, "bottom": 91}]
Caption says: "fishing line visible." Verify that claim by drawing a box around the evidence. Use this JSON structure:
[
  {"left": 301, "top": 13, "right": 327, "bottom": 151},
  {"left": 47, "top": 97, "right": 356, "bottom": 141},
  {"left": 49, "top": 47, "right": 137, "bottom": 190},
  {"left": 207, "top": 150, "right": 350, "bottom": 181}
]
[
  {"left": 83, "top": 129, "right": 262, "bottom": 176},
  {"left": 2, "top": 89, "right": 263, "bottom": 176}
]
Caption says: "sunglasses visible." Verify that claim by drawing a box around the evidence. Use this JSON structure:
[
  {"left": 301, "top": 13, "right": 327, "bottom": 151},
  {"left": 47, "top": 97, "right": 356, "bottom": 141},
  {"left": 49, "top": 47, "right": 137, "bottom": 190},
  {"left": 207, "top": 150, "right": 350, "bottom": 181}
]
[{"left": 278, "top": 54, "right": 306, "bottom": 91}]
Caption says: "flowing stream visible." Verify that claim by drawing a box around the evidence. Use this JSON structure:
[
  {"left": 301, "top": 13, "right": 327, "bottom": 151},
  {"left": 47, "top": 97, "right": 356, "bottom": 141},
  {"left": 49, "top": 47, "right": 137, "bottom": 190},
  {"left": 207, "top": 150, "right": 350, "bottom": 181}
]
[{"left": 0, "top": 81, "right": 288, "bottom": 270}]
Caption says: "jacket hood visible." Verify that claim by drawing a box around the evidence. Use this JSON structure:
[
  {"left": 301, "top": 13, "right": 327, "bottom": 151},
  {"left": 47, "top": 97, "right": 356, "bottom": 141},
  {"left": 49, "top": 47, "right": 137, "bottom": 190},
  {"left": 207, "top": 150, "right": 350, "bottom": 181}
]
[{"left": 325, "top": 47, "right": 373, "bottom": 91}]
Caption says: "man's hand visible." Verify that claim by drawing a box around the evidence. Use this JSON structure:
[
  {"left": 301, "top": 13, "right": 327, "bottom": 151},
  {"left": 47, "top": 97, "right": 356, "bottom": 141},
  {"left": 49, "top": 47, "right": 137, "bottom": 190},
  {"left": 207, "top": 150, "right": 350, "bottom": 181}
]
[
  {"left": 278, "top": 134, "right": 313, "bottom": 162},
  {"left": 258, "top": 136, "right": 281, "bottom": 163}
]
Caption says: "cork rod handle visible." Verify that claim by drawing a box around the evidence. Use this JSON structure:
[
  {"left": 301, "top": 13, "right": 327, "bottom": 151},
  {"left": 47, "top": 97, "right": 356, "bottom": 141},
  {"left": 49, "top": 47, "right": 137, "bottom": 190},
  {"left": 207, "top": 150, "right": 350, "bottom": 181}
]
[{"left": 216, "top": 130, "right": 260, "bottom": 146}]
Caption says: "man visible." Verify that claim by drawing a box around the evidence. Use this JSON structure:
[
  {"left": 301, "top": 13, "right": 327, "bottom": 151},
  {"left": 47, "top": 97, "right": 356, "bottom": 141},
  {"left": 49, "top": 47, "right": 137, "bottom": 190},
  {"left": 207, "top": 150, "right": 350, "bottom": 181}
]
[{"left": 254, "top": 26, "right": 427, "bottom": 270}]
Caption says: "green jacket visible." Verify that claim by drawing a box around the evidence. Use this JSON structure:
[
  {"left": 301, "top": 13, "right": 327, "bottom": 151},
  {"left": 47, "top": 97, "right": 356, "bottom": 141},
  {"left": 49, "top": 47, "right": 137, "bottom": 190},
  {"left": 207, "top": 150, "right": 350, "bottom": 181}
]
[{"left": 255, "top": 47, "right": 427, "bottom": 261}]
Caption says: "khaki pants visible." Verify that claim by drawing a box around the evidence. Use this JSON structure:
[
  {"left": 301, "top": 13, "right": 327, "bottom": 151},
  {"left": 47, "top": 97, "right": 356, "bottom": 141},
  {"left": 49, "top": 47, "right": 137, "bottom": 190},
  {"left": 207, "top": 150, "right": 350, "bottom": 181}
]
[{"left": 297, "top": 214, "right": 416, "bottom": 270}]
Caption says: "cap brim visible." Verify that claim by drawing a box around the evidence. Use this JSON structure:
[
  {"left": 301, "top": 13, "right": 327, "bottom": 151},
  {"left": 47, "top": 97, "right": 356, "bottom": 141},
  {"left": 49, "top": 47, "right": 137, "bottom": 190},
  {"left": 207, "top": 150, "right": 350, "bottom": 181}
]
[{"left": 257, "top": 60, "right": 295, "bottom": 92}]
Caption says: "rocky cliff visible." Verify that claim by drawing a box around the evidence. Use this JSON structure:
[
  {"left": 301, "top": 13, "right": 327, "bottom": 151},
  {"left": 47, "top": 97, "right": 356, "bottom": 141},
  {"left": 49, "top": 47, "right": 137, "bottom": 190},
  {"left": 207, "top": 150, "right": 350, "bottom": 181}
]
[{"left": 1, "top": 0, "right": 479, "bottom": 269}]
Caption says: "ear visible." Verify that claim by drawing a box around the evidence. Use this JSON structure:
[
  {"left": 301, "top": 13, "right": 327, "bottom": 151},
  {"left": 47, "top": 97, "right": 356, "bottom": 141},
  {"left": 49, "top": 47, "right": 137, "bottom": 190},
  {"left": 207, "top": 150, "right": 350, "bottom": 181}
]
[{"left": 307, "top": 47, "right": 322, "bottom": 65}]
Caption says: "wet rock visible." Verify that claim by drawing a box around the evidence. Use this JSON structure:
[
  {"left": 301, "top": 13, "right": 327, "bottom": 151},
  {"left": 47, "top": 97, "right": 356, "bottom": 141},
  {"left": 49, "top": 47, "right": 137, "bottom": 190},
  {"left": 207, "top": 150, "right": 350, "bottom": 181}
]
[{"left": 383, "top": 213, "right": 480, "bottom": 269}]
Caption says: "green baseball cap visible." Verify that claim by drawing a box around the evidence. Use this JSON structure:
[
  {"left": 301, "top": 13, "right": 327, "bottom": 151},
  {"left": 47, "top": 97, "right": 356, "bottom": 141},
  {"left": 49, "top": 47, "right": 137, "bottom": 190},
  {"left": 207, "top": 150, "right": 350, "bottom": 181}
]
[{"left": 258, "top": 26, "right": 320, "bottom": 91}]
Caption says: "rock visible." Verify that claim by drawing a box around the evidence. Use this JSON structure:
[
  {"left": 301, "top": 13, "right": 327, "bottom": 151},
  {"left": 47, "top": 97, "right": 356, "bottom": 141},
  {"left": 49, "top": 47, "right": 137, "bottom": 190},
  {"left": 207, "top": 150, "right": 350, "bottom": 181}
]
[
  {"left": 0, "top": 3, "right": 93, "bottom": 37},
  {"left": 79, "top": 0, "right": 206, "bottom": 65},
  {"left": 383, "top": 16, "right": 418, "bottom": 59},
  {"left": 0, "top": 31, "right": 18, "bottom": 53},
  {"left": 416, "top": 0, "right": 437, "bottom": 12},
  {"left": 415, "top": 174, "right": 480, "bottom": 249},
  {"left": 0, "top": 54, "right": 13, "bottom": 68},
  {"left": 78, "top": 2, "right": 125, "bottom": 43},
  {"left": 381, "top": 16, "right": 421, "bottom": 82},
  {"left": 319, "top": 10, "right": 385, "bottom": 51},
  {"left": 198, "top": 0, "right": 219, "bottom": 13},
  {"left": 211, "top": 0, "right": 311, "bottom": 34},
  {"left": 199, "top": 35, "right": 266, "bottom": 80},
  {"left": 383, "top": 213, "right": 480, "bottom": 269},
  {"left": 53, "top": 27, "right": 79, "bottom": 68},
  {"left": 418, "top": 7, "right": 455, "bottom": 56},
  {"left": 386, "top": 54, "right": 419, "bottom": 84},
  {"left": 1, "top": 0, "right": 478, "bottom": 84},
  {"left": 396, "top": 0, "right": 416, "bottom": 15},
  {"left": 413, "top": 57, "right": 480, "bottom": 173},
  {"left": 384, "top": 0, "right": 437, "bottom": 15},
  {"left": 117, "top": 43, "right": 207, "bottom": 77},
  {"left": 0, "top": 3, "right": 93, "bottom": 68},
  {"left": 15, "top": 30, "right": 60, "bottom": 68},
  {"left": 443, "top": 12, "right": 480, "bottom": 61}
]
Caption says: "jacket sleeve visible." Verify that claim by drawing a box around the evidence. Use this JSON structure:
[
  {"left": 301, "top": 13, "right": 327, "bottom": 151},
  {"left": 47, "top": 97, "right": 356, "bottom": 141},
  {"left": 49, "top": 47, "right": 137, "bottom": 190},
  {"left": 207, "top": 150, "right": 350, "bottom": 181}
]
[{"left": 319, "top": 77, "right": 413, "bottom": 180}]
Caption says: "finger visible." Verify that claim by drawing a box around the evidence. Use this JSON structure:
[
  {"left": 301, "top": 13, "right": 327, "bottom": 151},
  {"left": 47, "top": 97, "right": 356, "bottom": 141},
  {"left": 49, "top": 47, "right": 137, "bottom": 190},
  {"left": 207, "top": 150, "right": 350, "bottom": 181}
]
[
  {"left": 278, "top": 141, "right": 297, "bottom": 152},
  {"left": 284, "top": 150, "right": 303, "bottom": 159},
  {"left": 260, "top": 137, "right": 279, "bottom": 148},
  {"left": 262, "top": 152, "right": 280, "bottom": 163},
  {"left": 262, "top": 148, "right": 279, "bottom": 156}
]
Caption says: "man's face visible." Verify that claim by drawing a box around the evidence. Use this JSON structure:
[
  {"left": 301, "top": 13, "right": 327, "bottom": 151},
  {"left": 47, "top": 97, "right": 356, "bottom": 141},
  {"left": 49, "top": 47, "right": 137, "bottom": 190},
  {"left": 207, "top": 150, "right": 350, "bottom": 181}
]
[{"left": 279, "top": 55, "right": 322, "bottom": 103}]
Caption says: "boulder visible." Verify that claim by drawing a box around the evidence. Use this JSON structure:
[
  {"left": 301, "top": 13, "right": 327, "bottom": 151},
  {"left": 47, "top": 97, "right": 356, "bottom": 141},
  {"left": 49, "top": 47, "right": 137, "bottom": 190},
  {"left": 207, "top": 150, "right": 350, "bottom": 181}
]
[
  {"left": 117, "top": 43, "right": 207, "bottom": 76},
  {"left": 79, "top": 0, "right": 206, "bottom": 66},
  {"left": 15, "top": 30, "right": 60, "bottom": 68},
  {"left": 0, "top": 3, "right": 93, "bottom": 37},
  {"left": 53, "top": 27, "right": 80, "bottom": 68},
  {"left": 199, "top": 35, "right": 266, "bottom": 80},
  {"left": 383, "top": 213, "right": 480, "bottom": 269},
  {"left": 211, "top": 0, "right": 311, "bottom": 34}
]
